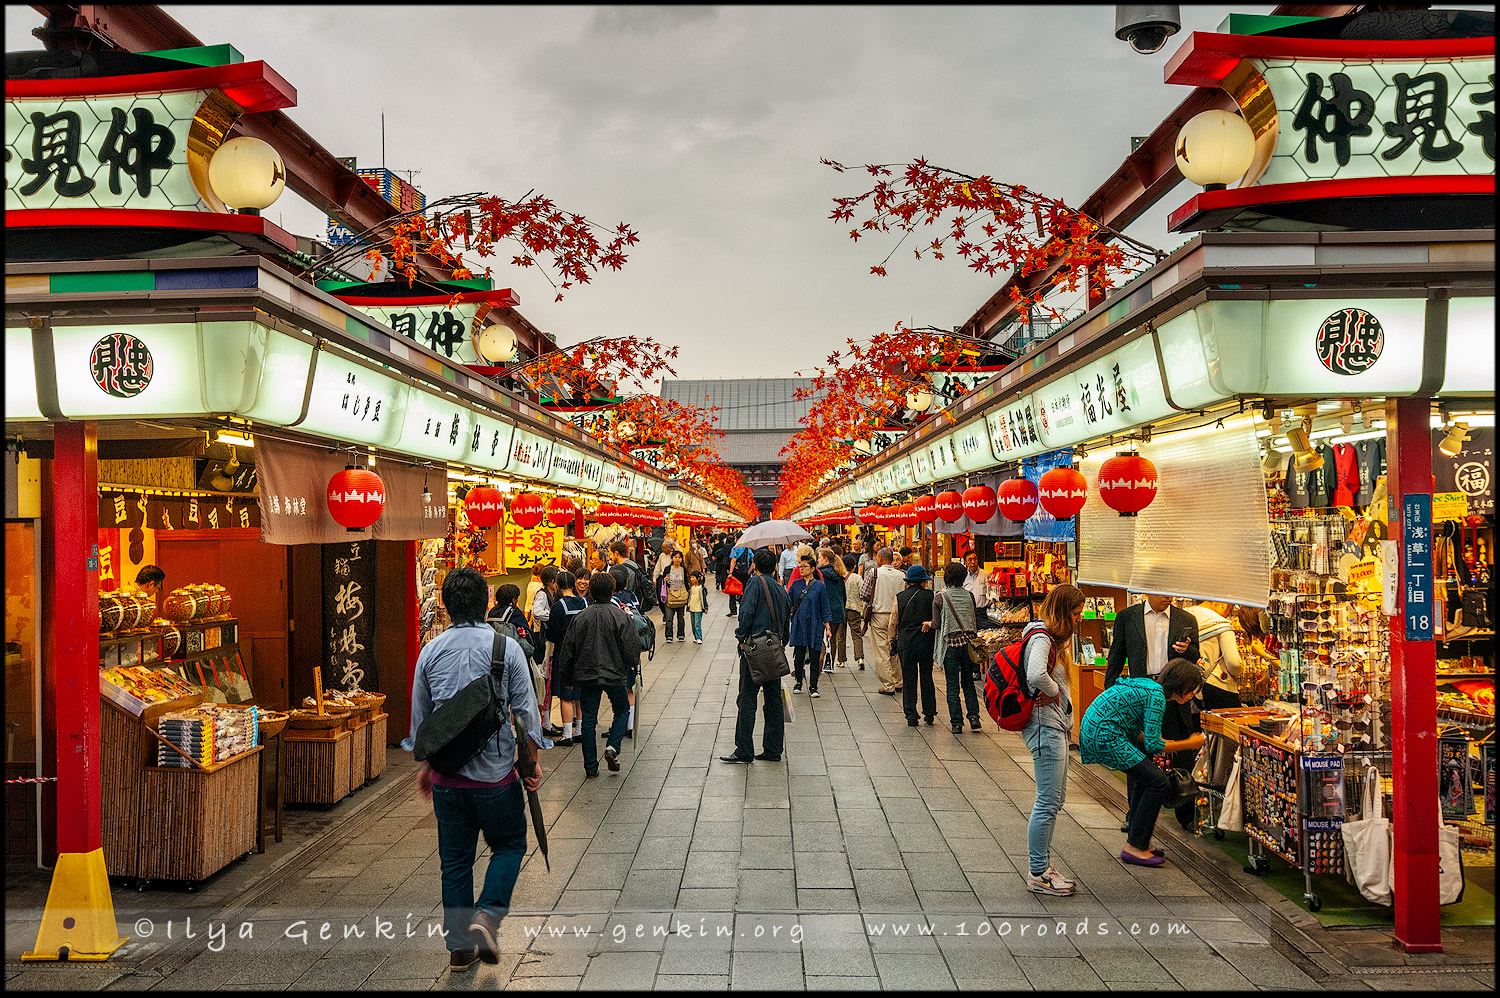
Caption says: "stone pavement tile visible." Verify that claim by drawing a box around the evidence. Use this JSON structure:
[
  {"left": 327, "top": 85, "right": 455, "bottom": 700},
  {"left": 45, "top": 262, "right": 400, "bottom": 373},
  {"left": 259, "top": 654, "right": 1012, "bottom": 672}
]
[
  {"left": 1016, "top": 954, "right": 1108, "bottom": 989},
  {"left": 578, "top": 950, "right": 660, "bottom": 989},
  {"left": 1187, "top": 918, "right": 1270, "bottom": 944},
  {"left": 792, "top": 818, "right": 841, "bottom": 851},
  {"left": 851, "top": 867, "right": 919, "bottom": 910},
  {"left": 888, "top": 820, "right": 944, "bottom": 851},
  {"left": 739, "top": 835, "right": 794, "bottom": 870},
  {"left": 697, "top": 796, "right": 747, "bottom": 823},
  {"left": 657, "top": 786, "right": 704, "bottom": 810},
  {"left": 4, "top": 969, "right": 127, "bottom": 992},
  {"left": 496, "top": 975, "right": 581, "bottom": 990},
  {"left": 837, "top": 807, "right": 891, "bottom": 835},
  {"left": 586, "top": 821, "right": 648, "bottom": 853},
  {"left": 950, "top": 837, "right": 1015, "bottom": 874},
  {"left": 557, "top": 890, "right": 620, "bottom": 912},
  {"left": 1208, "top": 940, "right": 1321, "bottom": 989},
  {"left": 290, "top": 954, "right": 382, "bottom": 989},
  {"left": 1362, "top": 973, "right": 1497, "bottom": 990},
  {"left": 822, "top": 750, "right": 866, "bottom": 768},
  {"left": 789, "top": 775, "right": 833, "bottom": 798},
  {"left": 903, "top": 847, "right": 969, "bottom": 889},
  {"left": 843, "top": 834, "right": 904, "bottom": 869},
  {"left": 736, "top": 869, "right": 796, "bottom": 910},
  {"left": 634, "top": 835, "right": 692, "bottom": 870},
  {"left": 873, "top": 951, "right": 956, "bottom": 989},
  {"left": 918, "top": 787, "right": 973, "bottom": 811},
  {"left": 645, "top": 807, "right": 699, "bottom": 838},
  {"left": 658, "top": 913, "right": 734, "bottom": 975},
  {"left": 918, "top": 889, "right": 986, "bottom": 912},
  {"left": 830, "top": 784, "right": 881, "bottom": 808},
  {"left": 800, "top": 940, "right": 876, "bottom": 977},
  {"left": 936, "top": 811, "right": 998, "bottom": 841},
  {"left": 1151, "top": 944, "right": 1255, "bottom": 990},
  {"left": 678, "top": 888, "right": 740, "bottom": 910},
  {"left": 548, "top": 809, "right": 608, "bottom": 840},
  {"left": 734, "top": 912, "right": 808, "bottom": 951},
  {"left": 963, "top": 871, "right": 1048, "bottom": 915},
  {"left": 786, "top": 756, "right": 828, "bottom": 777},
  {"left": 570, "top": 850, "right": 635, "bottom": 891},
  {"left": 691, "top": 821, "right": 743, "bottom": 852},
  {"left": 790, "top": 795, "right": 838, "bottom": 822},
  {"left": 730, "top": 950, "right": 803, "bottom": 990},
  {"left": 683, "top": 850, "right": 742, "bottom": 889},
  {"left": 603, "top": 796, "right": 656, "bottom": 822},
  {"left": 794, "top": 851, "right": 854, "bottom": 889},
  {"left": 807, "top": 976, "right": 881, "bottom": 990},
  {"left": 871, "top": 775, "right": 921, "bottom": 798},
  {"left": 654, "top": 974, "right": 730, "bottom": 990},
  {"left": 617, "top": 774, "right": 668, "bottom": 799},
  {"left": 742, "top": 808, "right": 792, "bottom": 835},
  {"left": 744, "top": 787, "right": 792, "bottom": 809},
  {"left": 880, "top": 795, "right": 937, "bottom": 824},
  {"left": 227, "top": 945, "right": 328, "bottom": 985},
  {"left": 797, "top": 888, "right": 860, "bottom": 911},
  {"left": 618, "top": 868, "right": 684, "bottom": 910},
  {"left": 358, "top": 978, "right": 438, "bottom": 991}
]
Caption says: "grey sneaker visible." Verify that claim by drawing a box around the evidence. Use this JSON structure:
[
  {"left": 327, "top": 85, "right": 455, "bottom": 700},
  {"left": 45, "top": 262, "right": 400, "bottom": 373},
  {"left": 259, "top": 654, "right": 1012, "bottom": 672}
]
[{"left": 1025, "top": 869, "right": 1075, "bottom": 896}]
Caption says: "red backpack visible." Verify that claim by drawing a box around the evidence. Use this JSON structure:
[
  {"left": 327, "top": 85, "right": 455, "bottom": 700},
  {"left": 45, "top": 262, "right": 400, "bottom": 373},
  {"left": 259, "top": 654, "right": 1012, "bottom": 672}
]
[{"left": 983, "top": 626, "right": 1056, "bottom": 730}]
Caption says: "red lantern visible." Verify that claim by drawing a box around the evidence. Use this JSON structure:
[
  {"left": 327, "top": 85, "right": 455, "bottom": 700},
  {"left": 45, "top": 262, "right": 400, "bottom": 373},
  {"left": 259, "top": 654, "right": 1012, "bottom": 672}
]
[
  {"left": 1098, "top": 453, "right": 1159, "bottom": 517},
  {"left": 510, "top": 492, "right": 546, "bottom": 528},
  {"left": 595, "top": 503, "right": 615, "bottom": 525},
  {"left": 1038, "top": 466, "right": 1088, "bottom": 519},
  {"left": 464, "top": 485, "right": 505, "bottom": 529},
  {"left": 326, "top": 467, "right": 386, "bottom": 532},
  {"left": 962, "top": 485, "right": 997, "bottom": 523},
  {"left": 914, "top": 495, "right": 938, "bottom": 523},
  {"left": 997, "top": 478, "right": 1039, "bottom": 522},
  {"left": 545, "top": 495, "right": 577, "bottom": 527},
  {"left": 934, "top": 490, "right": 964, "bottom": 523}
]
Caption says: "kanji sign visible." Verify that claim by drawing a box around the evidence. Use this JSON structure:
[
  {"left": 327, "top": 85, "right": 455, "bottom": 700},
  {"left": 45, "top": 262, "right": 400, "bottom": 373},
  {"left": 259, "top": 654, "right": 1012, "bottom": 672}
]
[
  {"left": 323, "top": 539, "right": 377, "bottom": 692},
  {"left": 89, "top": 331, "right": 154, "bottom": 398},
  {"left": 1314, "top": 308, "right": 1384, "bottom": 375},
  {"left": 501, "top": 521, "right": 564, "bottom": 572},
  {"left": 1401, "top": 494, "right": 1433, "bottom": 640}
]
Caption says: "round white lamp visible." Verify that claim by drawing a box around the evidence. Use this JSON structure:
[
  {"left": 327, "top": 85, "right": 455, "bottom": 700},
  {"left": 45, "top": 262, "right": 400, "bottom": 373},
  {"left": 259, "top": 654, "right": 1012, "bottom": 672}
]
[
  {"left": 1174, "top": 110, "right": 1255, "bottom": 190},
  {"left": 616, "top": 420, "right": 637, "bottom": 440},
  {"left": 905, "top": 385, "right": 935, "bottom": 413},
  {"left": 208, "top": 136, "right": 286, "bottom": 214},
  {"left": 852, "top": 438, "right": 874, "bottom": 456},
  {"left": 474, "top": 321, "right": 518, "bottom": 363}
]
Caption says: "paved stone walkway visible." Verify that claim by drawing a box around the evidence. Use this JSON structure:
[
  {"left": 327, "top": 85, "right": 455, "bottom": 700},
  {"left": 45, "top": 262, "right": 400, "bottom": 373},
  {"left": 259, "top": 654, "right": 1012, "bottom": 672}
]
[{"left": 5, "top": 604, "right": 1494, "bottom": 990}]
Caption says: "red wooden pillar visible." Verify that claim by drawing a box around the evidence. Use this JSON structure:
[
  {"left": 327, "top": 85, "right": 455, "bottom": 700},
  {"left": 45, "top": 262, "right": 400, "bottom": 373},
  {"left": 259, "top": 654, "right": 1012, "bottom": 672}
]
[
  {"left": 1386, "top": 396, "right": 1442, "bottom": 952},
  {"left": 403, "top": 539, "right": 419, "bottom": 737}
]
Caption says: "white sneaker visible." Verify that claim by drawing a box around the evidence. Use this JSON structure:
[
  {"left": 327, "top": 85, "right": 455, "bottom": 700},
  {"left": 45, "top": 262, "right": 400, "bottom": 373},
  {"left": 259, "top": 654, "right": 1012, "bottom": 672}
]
[
  {"left": 1044, "top": 865, "right": 1076, "bottom": 889},
  {"left": 694, "top": 638, "right": 703, "bottom": 644},
  {"left": 1025, "top": 869, "right": 1075, "bottom": 896}
]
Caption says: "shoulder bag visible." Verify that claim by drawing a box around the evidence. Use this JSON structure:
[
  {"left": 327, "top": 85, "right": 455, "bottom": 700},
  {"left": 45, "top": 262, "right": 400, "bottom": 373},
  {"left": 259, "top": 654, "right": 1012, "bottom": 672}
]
[
  {"left": 942, "top": 589, "right": 986, "bottom": 666},
  {"left": 743, "top": 576, "right": 791, "bottom": 684},
  {"left": 414, "top": 630, "right": 517, "bottom": 776}
]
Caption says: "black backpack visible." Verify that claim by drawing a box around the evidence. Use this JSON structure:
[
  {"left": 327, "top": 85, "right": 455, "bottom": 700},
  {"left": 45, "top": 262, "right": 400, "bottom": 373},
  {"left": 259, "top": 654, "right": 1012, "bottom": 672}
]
[
  {"left": 488, "top": 607, "right": 539, "bottom": 664},
  {"left": 413, "top": 630, "right": 516, "bottom": 775},
  {"left": 625, "top": 561, "right": 658, "bottom": 612}
]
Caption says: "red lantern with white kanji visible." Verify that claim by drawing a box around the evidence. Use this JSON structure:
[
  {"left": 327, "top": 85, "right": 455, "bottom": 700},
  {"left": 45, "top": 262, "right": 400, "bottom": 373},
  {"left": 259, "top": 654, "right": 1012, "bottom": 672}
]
[
  {"left": 858, "top": 505, "right": 879, "bottom": 525},
  {"left": 546, "top": 495, "right": 577, "bottom": 527},
  {"left": 1098, "top": 453, "right": 1158, "bottom": 517},
  {"left": 326, "top": 467, "right": 386, "bottom": 532},
  {"left": 594, "top": 503, "right": 615, "bottom": 525},
  {"left": 1038, "top": 467, "right": 1088, "bottom": 519},
  {"left": 962, "top": 485, "right": 997, "bottom": 523},
  {"left": 464, "top": 485, "right": 505, "bottom": 529},
  {"left": 997, "top": 478, "right": 1039, "bottom": 521},
  {"left": 510, "top": 492, "right": 546, "bottom": 528},
  {"left": 914, "top": 495, "right": 938, "bottom": 523},
  {"left": 934, "top": 490, "right": 964, "bottom": 522}
]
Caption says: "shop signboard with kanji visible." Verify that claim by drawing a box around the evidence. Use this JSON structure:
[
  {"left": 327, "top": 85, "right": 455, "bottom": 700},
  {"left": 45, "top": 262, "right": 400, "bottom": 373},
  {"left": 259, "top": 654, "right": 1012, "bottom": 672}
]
[
  {"left": 950, "top": 419, "right": 997, "bottom": 473},
  {"left": 501, "top": 521, "right": 565, "bottom": 572},
  {"left": 1401, "top": 494, "right": 1433, "bottom": 640},
  {"left": 504, "top": 427, "right": 553, "bottom": 480},
  {"left": 323, "top": 539, "right": 378, "bottom": 692}
]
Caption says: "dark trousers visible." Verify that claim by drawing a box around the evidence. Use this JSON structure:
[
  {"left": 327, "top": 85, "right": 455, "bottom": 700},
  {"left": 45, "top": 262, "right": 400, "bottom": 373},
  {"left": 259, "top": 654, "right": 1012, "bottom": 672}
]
[
  {"left": 1123, "top": 757, "right": 1173, "bottom": 851},
  {"left": 433, "top": 781, "right": 528, "bottom": 952},
  {"left": 664, "top": 604, "right": 685, "bottom": 639},
  {"left": 579, "top": 683, "right": 630, "bottom": 775},
  {"left": 734, "top": 651, "right": 784, "bottom": 759},
  {"left": 728, "top": 591, "right": 740, "bottom": 614},
  {"left": 1125, "top": 687, "right": 1198, "bottom": 830},
  {"left": 715, "top": 569, "right": 727, "bottom": 590},
  {"left": 942, "top": 645, "right": 980, "bottom": 725},
  {"left": 900, "top": 643, "right": 937, "bottom": 723},
  {"left": 792, "top": 644, "right": 821, "bottom": 693},
  {"left": 1200, "top": 684, "right": 1241, "bottom": 711}
]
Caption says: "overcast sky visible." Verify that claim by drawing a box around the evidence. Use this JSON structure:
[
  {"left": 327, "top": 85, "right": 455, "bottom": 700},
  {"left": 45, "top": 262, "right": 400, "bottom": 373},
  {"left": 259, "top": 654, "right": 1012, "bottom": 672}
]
[{"left": 8, "top": 4, "right": 1276, "bottom": 381}]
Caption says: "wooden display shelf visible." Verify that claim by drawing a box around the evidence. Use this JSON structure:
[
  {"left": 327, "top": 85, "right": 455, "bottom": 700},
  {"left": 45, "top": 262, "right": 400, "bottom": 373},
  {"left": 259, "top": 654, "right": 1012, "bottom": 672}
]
[
  {"left": 283, "top": 728, "right": 353, "bottom": 805},
  {"left": 347, "top": 718, "right": 370, "bottom": 789},
  {"left": 137, "top": 748, "right": 260, "bottom": 881}
]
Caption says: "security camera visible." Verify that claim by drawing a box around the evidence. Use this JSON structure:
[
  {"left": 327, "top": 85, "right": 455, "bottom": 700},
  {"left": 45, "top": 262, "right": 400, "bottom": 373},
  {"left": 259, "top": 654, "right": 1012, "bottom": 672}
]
[{"left": 1115, "top": 4, "right": 1181, "bottom": 54}]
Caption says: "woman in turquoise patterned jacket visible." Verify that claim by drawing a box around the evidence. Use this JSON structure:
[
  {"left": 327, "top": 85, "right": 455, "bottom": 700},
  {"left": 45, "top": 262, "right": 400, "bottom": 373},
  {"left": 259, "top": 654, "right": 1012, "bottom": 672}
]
[{"left": 1079, "top": 659, "right": 1205, "bottom": 867}]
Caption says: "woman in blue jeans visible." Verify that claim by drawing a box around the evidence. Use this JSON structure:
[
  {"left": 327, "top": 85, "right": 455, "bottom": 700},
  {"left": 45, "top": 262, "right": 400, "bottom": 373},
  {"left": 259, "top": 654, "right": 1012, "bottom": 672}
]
[{"left": 1022, "top": 584, "right": 1085, "bottom": 896}]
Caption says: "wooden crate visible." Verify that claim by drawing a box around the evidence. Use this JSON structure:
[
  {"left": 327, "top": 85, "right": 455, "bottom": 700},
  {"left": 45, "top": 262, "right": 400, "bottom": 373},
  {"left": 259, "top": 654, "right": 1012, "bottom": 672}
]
[
  {"left": 282, "top": 729, "right": 352, "bottom": 804},
  {"left": 366, "top": 713, "right": 388, "bottom": 779},
  {"left": 136, "top": 748, "right": 260, "bottom": 882},
  {"left": 347, "top": 720, "right": 369, "bottom": 789}
]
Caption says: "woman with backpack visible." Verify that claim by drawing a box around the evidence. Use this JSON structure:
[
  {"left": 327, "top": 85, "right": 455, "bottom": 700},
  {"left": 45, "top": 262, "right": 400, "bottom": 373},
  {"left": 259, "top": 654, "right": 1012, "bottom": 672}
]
[
  {"left": 546, "top": 572, "right": 589, "bottom": 746},
  {"left": 1021, "top": 584, "right": 1086, "bottom": 896},
  {"left": 933, "top": 561, "right": 982, "bottom": 734},
  {"left": 892, "top": 565, "right": 937, "bottom": 725}
]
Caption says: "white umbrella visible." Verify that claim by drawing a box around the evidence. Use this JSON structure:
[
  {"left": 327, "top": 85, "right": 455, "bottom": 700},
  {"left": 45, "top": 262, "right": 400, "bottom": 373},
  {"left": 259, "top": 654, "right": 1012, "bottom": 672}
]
[{"left": 735, "top": 519, "right": 812, "bottom": 550}]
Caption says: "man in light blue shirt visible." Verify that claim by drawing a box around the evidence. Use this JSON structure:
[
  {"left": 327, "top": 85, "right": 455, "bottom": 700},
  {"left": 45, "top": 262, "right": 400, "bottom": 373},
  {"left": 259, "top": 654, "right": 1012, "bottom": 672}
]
[
  {"left": 778, "top": 544, "right": 799, "bottom": 585},
  {"left": 405, "top": 567, "right": 547, "bottom": 972}
]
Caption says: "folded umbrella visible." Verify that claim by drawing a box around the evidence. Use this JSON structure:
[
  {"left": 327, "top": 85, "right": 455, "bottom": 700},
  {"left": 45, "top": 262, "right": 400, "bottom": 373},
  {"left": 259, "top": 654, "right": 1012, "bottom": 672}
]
[{"left": 511, "top": 715, "right": 549, "bottom": 871}]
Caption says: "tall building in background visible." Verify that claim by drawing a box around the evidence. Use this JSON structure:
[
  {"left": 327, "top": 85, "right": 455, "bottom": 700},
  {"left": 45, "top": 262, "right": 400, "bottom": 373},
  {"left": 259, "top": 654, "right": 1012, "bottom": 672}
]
[{"left": 660, "top": 378, "right": 817, "bottom": 519}]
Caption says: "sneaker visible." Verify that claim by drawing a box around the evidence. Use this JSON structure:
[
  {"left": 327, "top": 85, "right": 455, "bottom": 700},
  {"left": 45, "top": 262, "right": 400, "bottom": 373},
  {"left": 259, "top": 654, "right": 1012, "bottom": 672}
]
[
  {"left": 604, "top": 745, "right": 620, "bottom": 772},
  {"left": 858, "top": 662, "right": 866, "bottom": 671},
  {"left": 695, "top": 638, "right": 703, "bottom": 644},
  {"left": 810, "top": 690, "right": 821, "bottom": 698},
  {"left": 664, "top": 637, "right": 673, "bottom": 643},
  {"left": 793, "top": 683, "right": 803, "bottom": 694},
  {"left": 1044, "top": 865, "right": 1076, "bottom": 889},
  {"left": 1026, "top": 869, "right": 1075, "bottom": 896},
  {"left": 469, "top": 909, "right": 501, "bottom": 964},
  {"left": 449, "top": 948, "right": 481, "bottom": 972},
  {"left": 821, "top": 666, "right": 834, "bottom": 674}
]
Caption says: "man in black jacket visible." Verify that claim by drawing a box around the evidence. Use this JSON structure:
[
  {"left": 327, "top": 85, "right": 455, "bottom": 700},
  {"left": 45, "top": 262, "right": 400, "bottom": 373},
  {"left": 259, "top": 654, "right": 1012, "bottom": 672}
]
[
  {"left": 721, "top": 549, "right": 790, "bottom": 764},
  {"left": 1105, "top": 594, "right": 1202, "bottom": 832},
  {"left": 554, "top": 572, "right": 641, "bottom": 778}
]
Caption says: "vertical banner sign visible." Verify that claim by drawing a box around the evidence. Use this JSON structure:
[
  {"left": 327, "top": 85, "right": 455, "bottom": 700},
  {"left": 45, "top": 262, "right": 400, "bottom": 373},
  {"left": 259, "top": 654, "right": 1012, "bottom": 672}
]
[
  {"left": 323, "top": 540, "right": 378, "bottom": 692},
  {"left": 1401, "top": 494, "right": 1433, "bottom": 640}
]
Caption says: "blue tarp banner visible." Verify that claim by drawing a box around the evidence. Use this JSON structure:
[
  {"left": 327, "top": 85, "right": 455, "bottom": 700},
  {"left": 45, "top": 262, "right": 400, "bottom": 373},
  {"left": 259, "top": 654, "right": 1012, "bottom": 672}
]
[{"left": 1024, "top": 449, "right": 1076, "bottom": 542}]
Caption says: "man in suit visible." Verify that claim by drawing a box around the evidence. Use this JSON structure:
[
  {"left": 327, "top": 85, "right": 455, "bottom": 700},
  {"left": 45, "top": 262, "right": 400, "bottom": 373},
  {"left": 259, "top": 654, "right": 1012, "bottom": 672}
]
[{"left": 1105, "top": 594, "right": 1202, "bottom": 833}]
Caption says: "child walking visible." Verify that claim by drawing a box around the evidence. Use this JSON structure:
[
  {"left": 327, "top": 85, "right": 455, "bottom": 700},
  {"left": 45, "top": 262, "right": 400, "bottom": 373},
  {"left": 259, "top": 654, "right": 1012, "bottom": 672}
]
[{"left": 687, "top": 570, "right": 710, "bottom": 644}]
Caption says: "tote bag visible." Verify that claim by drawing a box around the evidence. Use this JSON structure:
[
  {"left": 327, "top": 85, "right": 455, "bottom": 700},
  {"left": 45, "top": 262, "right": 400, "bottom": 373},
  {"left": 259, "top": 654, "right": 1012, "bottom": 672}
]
[
  {"left": 1216, "top": 748, "right": 1244, "bottom": 832},
  {"left": 1341, "top": 766, "right": 1393, "bottom": 906}
]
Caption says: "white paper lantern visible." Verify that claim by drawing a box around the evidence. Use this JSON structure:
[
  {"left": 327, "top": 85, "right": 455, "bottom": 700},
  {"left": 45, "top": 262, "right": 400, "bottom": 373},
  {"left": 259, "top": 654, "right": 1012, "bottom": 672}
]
[
  {"left": 474, "top": 322, "right": 517, "bottom": 363},
  {"left": 208, "top": 136, "right": 286, "bottom": 211},
  {"left": 1175, "top": 110, "right": 1255, "bottom": 188}
]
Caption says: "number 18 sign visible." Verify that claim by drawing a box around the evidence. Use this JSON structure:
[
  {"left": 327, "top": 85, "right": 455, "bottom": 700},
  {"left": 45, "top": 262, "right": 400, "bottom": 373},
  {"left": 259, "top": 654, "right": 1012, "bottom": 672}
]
[{"left": 1401, "top": 494, "right": 1433, "bottom": 640}]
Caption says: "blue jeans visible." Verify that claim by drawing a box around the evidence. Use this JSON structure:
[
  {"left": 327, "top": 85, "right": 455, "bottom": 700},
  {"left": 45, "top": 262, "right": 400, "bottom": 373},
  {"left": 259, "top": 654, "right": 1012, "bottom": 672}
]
[
  {"left": 433, "top": 781, "right": 528, "bottom": 952},
  {"left": 691, "top": 611, "right": 704, "bottom": 641},
  {"left": 579, "top": 683, "right": 630, "bottom": 774},
  {"left": 1024, "top": 723, "right": 1069, "bottom": 876}
]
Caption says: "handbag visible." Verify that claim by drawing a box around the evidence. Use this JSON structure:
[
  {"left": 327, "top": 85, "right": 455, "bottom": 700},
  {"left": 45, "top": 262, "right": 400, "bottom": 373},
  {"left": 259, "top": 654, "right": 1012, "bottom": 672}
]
[
  {"left": 1439, "top": 813, "right": 1466, "bottom": 905},
  {"left": 743, "top": 576, "right": 791, "bottom": 685},
  {"left": 1341, "top": 766, "right": 1393, "bottom": 906},
  {"left": 1162, "top": 767, "right": 1198, "bottom": 811},
  {"left": 724, "top": 574, "right": 744, "bottom": 596},
  {"left": 1217, "top": 748, "right": 1244, "bottom": 832}
]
